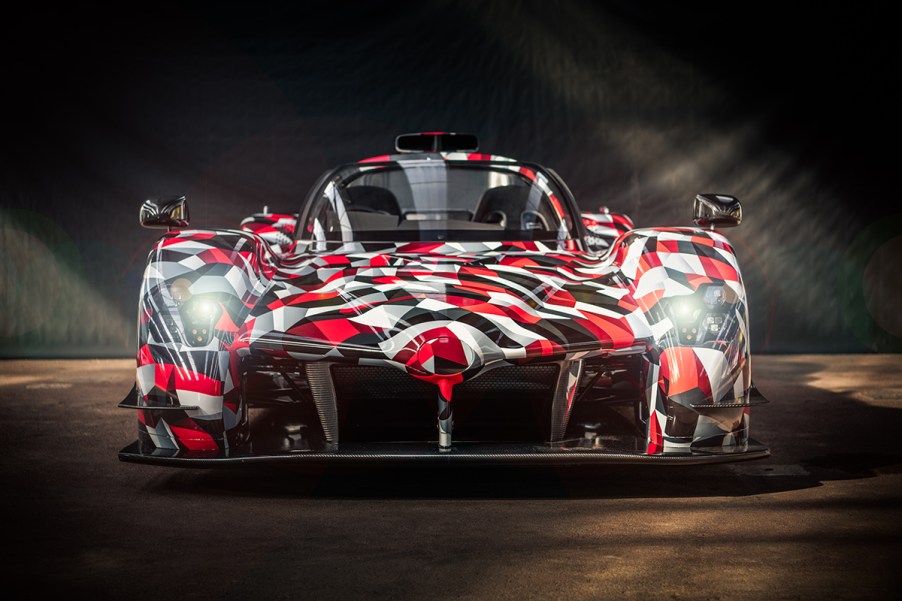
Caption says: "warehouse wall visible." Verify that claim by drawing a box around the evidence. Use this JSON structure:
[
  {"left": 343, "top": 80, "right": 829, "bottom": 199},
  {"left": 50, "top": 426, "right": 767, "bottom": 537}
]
[{"left": 1, "top": 1, "right": 899, "bottom": 356}]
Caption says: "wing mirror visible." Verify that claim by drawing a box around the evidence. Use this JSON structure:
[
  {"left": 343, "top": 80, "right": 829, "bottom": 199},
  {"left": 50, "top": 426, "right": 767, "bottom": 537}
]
[
  {"left": 140, "top": 196, "right": 190, "bottom": 229},
  {"left": 693, "top": 194, "right": 741, "bottom": 229}
]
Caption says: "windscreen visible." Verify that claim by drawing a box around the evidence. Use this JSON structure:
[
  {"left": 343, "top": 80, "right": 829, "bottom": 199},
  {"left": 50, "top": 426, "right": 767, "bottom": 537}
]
[{"left": 299, "top": 161, "right": 577, "bottom": 245}]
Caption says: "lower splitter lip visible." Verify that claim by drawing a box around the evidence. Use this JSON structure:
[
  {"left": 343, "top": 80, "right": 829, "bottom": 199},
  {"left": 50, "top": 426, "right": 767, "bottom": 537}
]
[{"left": 118, "top": 440, "right": 769, "bottom": 467}]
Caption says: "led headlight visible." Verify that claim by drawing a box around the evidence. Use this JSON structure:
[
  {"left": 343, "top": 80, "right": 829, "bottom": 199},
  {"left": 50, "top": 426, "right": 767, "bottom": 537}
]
[
  {"left": 180, "top": 297, "right": 220, "bottom": 346},
  {"left": 666, "top": 284, "right": 735, "bottom": 345},
  {"left": 164, "top": 278, "right": 221, "bottom": 347}
]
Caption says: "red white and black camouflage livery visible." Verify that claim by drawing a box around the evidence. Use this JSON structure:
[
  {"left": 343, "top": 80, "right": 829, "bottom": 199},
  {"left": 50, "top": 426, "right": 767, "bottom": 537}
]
[{"left": 120, "top": 133, "right": 767, "bottom": 465}]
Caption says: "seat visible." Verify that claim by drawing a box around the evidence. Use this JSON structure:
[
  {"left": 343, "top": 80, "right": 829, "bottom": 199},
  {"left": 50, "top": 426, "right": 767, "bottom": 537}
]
[
  {"left": 473, "top": 185, "right": 549, "bottom": 230},
  {"left": 345, "top": 185, "right": 401, "bottom": 216}
]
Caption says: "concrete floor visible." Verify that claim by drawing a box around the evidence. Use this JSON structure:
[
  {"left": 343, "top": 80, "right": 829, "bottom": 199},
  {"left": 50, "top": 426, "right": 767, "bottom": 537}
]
[{"left": 1, "top": 355, "right": 900, "bottom": 600}]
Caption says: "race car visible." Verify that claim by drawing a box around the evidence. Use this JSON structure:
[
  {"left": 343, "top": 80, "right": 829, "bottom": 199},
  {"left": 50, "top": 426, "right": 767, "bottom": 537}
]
[{"left": 119, "top": 132, "right": 768, "bottom": 466}]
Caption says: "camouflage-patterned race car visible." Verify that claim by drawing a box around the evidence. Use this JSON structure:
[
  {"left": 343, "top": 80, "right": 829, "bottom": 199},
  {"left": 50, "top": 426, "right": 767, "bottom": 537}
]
[{"left": 120, "top": 132, "right": 768, "bottom": 466}]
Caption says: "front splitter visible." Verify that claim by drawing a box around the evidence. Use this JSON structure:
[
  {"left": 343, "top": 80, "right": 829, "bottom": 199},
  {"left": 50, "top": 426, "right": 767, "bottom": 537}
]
[{"left": 119, "top": 439, "right": 769, "bottom": 467}]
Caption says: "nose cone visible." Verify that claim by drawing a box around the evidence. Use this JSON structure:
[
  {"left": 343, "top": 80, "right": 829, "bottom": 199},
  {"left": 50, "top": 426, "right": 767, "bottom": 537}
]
[{"left": 414, "top": 334, "right": 477, "bottom": 375}]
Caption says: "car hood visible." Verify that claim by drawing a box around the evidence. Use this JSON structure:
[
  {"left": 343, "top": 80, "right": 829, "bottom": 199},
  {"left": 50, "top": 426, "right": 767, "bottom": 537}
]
[{"left": 244, "top": 247, "right": 651, "bottom": 373}]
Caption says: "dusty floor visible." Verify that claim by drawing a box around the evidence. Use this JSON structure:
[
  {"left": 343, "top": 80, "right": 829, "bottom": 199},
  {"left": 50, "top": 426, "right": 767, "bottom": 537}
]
[{"left": 1, "top": 355, "right": 900, "bottom": 599}]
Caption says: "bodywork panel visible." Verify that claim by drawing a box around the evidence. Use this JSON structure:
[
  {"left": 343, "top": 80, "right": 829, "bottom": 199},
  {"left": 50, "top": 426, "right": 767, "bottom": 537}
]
[{"left": 123, "top": 152, "right": 766, "bottom": 465}]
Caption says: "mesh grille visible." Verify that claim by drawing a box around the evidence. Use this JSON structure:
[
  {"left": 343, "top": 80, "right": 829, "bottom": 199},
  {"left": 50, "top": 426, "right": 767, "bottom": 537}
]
[
  {"left": 332, "top": 366, "right": 433, "bottom": 401},
  {"left": 331, "top": 364, "right": 560, "bottom": 442},
  {"left": 460, "top": 365, "right": 559, "bottom": 392},
  {"left": 331, "top": 364, "right": 559, "bottom": 401}
]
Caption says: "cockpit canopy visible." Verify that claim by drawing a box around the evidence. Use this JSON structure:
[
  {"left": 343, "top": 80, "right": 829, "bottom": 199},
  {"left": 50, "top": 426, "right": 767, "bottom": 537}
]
[{"left": 298, "top": 158, "right": 579, "bottom": 246}]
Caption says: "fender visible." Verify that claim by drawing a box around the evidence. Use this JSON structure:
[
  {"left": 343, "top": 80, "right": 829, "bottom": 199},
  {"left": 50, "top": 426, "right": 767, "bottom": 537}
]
[
  {"left": 239, "top": 212, "right": 298, "bottom": 253},
  {"left": 134, "top": 229, "right": 276, "bottom": 453},
  {"left": 580, "top": 208, "right": 634, "bottom": 251},
  {"left": 610, "top": 227, "right": 752, "bottom": 453}
]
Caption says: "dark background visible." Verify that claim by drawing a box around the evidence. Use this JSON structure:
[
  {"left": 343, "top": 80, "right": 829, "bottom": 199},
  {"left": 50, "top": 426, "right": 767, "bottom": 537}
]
[{"left": 1, "top": 1, "right": 899, "bottom": 357}]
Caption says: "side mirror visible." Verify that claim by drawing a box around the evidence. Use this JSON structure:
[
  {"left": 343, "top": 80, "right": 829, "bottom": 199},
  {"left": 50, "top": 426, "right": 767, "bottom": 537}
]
[
  {"left": 140, "top": 196, "right": 189, "bottom": 229},
  {"left": 693, "top": 194, "right": 741, "bottom": 229}
]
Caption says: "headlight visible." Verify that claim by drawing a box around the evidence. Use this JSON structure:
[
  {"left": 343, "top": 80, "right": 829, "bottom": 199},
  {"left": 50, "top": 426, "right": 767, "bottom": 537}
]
[
  {"left": 165, "top": 278, "right": 221, "bottom": 347},
  {"left": 179, "top": 297, "right": 221, "bottom": 346},
  {"left": 665, "top": 284, "right": 738, "bottom": 346}
]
